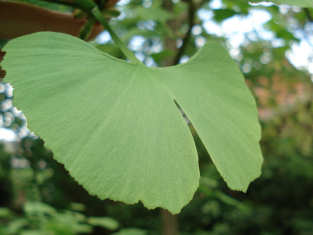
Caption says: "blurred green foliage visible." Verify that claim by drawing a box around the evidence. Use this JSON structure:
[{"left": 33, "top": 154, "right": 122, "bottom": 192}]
[{"left": 0, "top": 201, "right": 119, "bottom": 234}]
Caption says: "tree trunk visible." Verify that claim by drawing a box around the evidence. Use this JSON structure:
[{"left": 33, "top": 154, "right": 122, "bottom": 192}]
[
  {"left": 161, "top": 209, "right": 179, "bottom": 235},
  {"left": 160, "top": 1, "right": 181, "bottom": 234}
]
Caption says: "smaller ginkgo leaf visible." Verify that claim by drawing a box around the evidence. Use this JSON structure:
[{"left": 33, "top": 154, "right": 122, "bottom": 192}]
[{"left": 2, "top": 32, "right": 263, "bottom": 213}]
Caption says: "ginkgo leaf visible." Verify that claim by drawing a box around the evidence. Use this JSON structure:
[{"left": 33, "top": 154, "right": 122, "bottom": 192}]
[
  {"left": 2, "top": 32, "right": 263, "bottom": 214},
  {"left": 251, "top": 0, "right": 313, "bottom": 7}
]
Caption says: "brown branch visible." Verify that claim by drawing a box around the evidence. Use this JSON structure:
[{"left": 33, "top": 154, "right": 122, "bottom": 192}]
[
  {"left": 0, "top": 50, "right": 5, "bottom": 62},
  {"left": 162, "top": 0, "right": 178, "bottom": 66},
  {"left": 0, "top": 1, "right": 102, "bottom": 40},
  {"left": 0, "top": 50, "right": 6, "bottom": 81},
  {"left": 173, "top": 0, "right": 196, "bottom": 65},
  {"left": 0, "top": 67, "right": 6, "bottom": 81}
]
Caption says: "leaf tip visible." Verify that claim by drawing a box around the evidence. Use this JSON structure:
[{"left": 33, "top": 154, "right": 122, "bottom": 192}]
[{"left": 228, "top": 164, "right": 263, "bottom": 193}]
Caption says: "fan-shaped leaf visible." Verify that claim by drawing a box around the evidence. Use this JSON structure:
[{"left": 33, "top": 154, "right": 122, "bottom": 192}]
[{"left": 2, "top": 32, "right": 263, "bottom": 213}]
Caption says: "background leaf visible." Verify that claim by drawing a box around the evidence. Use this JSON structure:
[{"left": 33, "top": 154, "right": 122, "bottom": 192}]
[
  {"left": 112, "top": 228, "right": 147, "bottom": 235},
  {"left": 87, "top": 217, "right": 119, "bottom": 230},
  {"left": 251, "top": 0, "right": 313, "bottom": 7}
]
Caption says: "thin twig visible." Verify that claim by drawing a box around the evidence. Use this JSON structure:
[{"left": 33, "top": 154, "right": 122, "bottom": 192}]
[
  {"left": 173, "top": 0, "right": 196, "bottom": 65},
  {"left": 0, "top": 50, "right": 6, "bottom": 81},
  {"left": 79, "top": 17, "right": 97, "bottom": 40},
  {"left": 42, "top": 0, "right": 140, "bottom": 63}
]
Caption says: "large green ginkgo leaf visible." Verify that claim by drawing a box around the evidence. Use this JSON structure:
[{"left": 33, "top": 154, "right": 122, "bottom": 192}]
[
  {"left": 251, "top": 0, "right": 313, "bottom": 7},
  {"left": 2, "top": 32, "right": 263, "bottom": 214}
]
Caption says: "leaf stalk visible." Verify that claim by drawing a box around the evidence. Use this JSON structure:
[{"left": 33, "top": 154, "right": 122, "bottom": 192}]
[
  {"left": 43, "top": 0, "right": 140, "bottom": 63},
  {"left": 91, "top": 7, "right": 140, "bottom": 63}
]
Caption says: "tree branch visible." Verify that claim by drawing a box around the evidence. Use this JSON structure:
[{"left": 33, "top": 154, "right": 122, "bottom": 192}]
[
  {"left": 0, "top": 1, "right": 102, "bottom": 40},
  {"left": 0, "top": 50, "right": 6, "bottom": 81},
  {"left": 0, "top": 50, "right": 5, "bottom": 62},
  {"left": 173, "top": 0, "right": 196, "bottom": 65}
]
